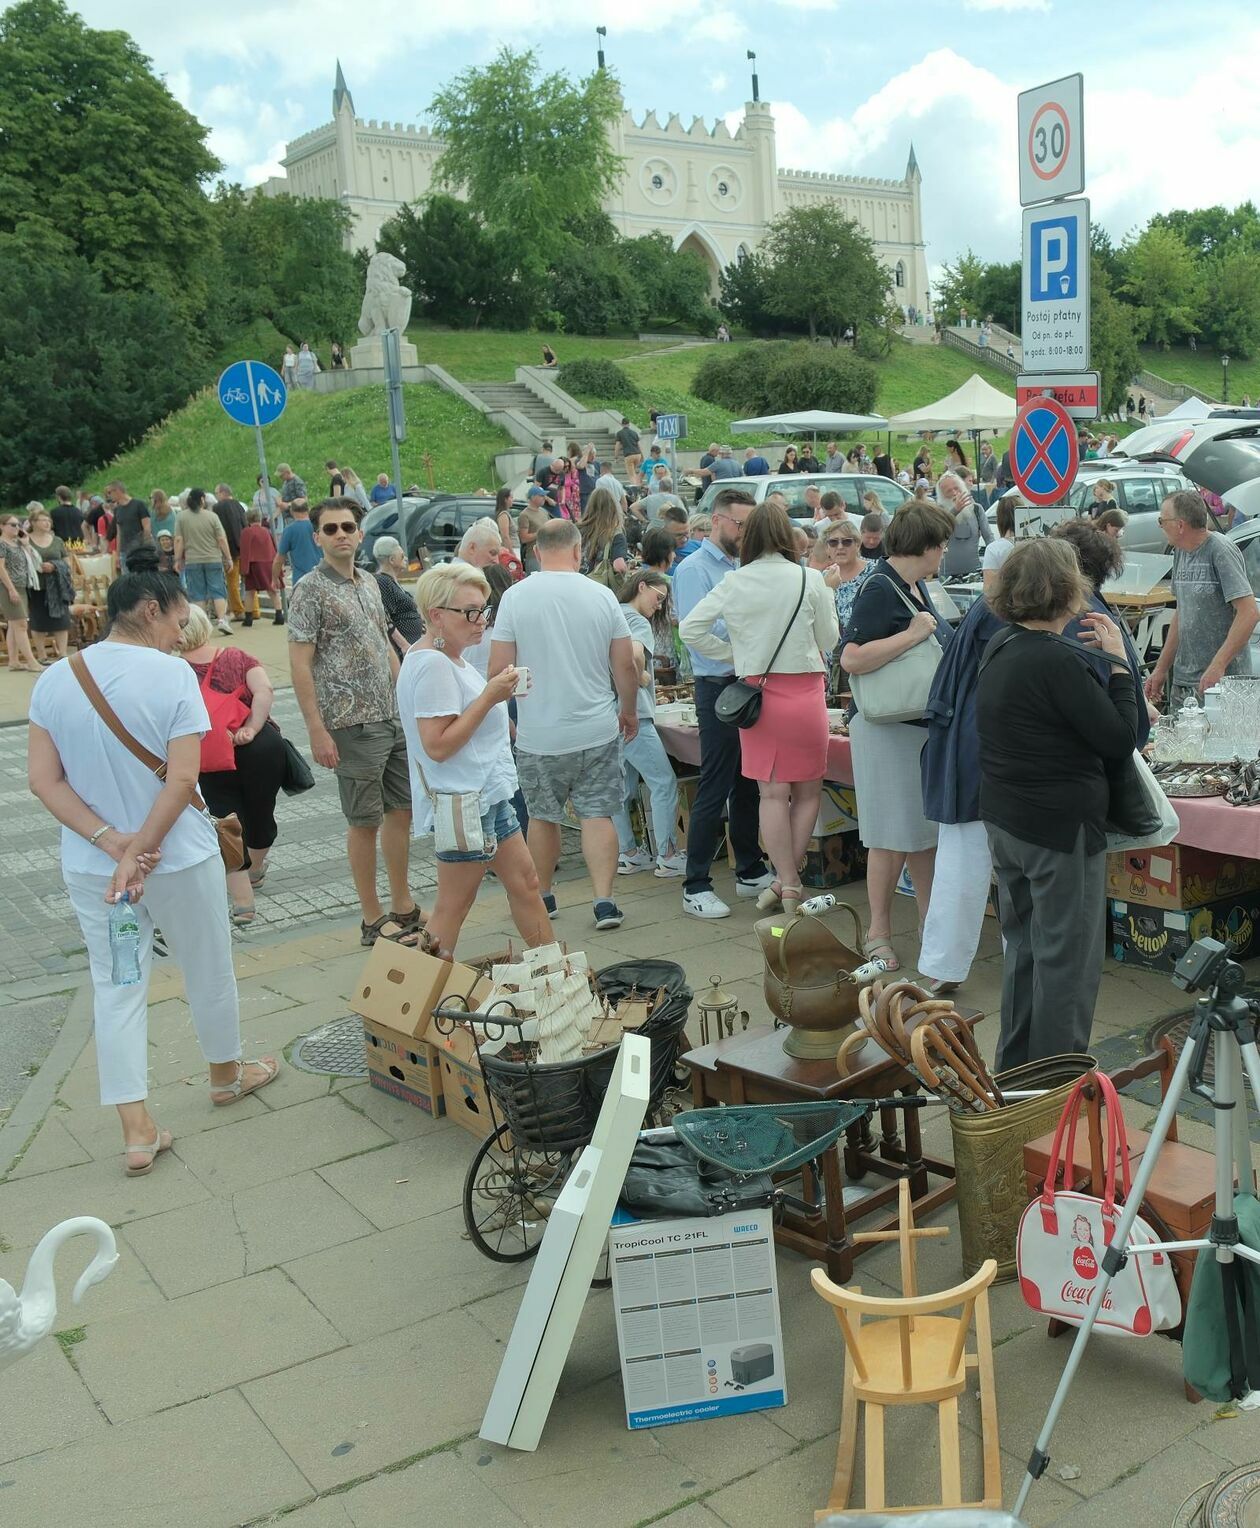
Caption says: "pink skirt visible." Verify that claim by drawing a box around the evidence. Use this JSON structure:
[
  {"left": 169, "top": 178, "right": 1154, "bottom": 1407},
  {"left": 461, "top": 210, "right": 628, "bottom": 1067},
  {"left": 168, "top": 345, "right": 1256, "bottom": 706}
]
[{"left": 739, "top": 671, "right": 828, "bottom": 783}]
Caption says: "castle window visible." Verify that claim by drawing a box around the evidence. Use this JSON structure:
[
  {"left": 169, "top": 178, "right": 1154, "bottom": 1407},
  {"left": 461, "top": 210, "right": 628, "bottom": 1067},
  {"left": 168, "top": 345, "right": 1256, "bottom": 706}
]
[
  {"left": 717, "top": 181, "right": 729, "bottom": 198},
  {"left": 894, "top": 261, "right": 906, "bottom": 288},
  {"left": 651, "top": 174, "right": 663, "bottom": 190}
]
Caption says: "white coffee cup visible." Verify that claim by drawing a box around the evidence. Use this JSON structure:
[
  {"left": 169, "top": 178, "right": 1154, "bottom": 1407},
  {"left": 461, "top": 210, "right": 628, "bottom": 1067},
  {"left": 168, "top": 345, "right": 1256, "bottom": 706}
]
[{"left": 513, "top": 666, "right": 531, "bottom": 696}]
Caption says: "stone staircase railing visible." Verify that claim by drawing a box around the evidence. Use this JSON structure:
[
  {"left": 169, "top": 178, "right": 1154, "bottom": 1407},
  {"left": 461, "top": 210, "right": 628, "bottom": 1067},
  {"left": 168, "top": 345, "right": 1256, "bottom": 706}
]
[
  {"left": 1134, "top": 368, "right": 1218, "bottom": 406},
  {"left": 941, "top": 329, "right": 1020, "bottom": 376}
]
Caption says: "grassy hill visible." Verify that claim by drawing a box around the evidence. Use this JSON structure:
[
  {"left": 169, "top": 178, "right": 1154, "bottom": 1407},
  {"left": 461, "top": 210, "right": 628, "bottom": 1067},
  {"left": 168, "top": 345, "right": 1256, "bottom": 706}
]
[
  {"left": 1139, "top": 344, "right": 1260, "bottom": 405},
  {"left": 404, "top": 323, "right": 687, "bottom": 381},
  {"left": 82, "top": 382, "right": 512, "bottom": 500}
]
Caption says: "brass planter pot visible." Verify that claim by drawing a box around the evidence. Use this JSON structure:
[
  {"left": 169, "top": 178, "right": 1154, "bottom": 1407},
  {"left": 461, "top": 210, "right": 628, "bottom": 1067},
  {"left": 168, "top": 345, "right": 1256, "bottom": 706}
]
[{"left": 755, "top": 905, "right": 866, "bottom": 1060}]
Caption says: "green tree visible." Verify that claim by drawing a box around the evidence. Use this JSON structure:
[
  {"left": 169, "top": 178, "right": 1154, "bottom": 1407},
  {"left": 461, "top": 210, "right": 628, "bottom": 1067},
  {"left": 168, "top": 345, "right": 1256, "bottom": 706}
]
[
  {"left": 975, "top": 259, "right": 1021, "bottom": 335},
  {"left": 1122, "top": 223, "right": 1203, "bottom": 349},
  {"left": 718, "top": 250, "right": 786, "bottom": 336},
  {"left": 933, "top": 251, "right": 986, "bottom": 326},
  {"left": 0, "top": 246, "right": 198, "bottom": 501},
  {"left": 1202, "top": 248, "right": 1260, "bottom": 359},
  {"left": 377, "top": 195, "right": 529, "bottom": 329},
  {"left": 428, "top": 48, "right": 622, "bottom": 276},
  {"left": 620, "top": 233, "right": 712, "bottom": 330},
  {"left": 1089, "top": 255, "right": 1140, "bottom": 418},
  {"left": 1152, "top": 203, "right": 1260, "bottom": 259},
  {"left": 548, "top": 246, "right": 643, "bottom": 336},
  {"left": 0, "top": 0, "right": 219, "bottom": 322},
  {"left": 761, "top": 206, "right": 889, "bottom": 344},
  {"left": 1090, "top": 224, "right": 1127, "bottom": 292},
  {"left": 208, "top": 188, "right": 360, "bottom": 348}
]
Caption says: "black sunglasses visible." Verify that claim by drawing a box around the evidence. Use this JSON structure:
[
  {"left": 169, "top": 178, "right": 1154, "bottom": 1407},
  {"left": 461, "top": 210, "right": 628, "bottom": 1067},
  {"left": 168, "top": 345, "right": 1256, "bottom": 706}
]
[
  {"left": 828, "top": 537, "right": 856, "bottom": 548},
  {"left": 439, "top": 604, "right": 491, "bottom": 623},
  {"left": 318, "top": 520, "right": 358, "bottom": 535}
]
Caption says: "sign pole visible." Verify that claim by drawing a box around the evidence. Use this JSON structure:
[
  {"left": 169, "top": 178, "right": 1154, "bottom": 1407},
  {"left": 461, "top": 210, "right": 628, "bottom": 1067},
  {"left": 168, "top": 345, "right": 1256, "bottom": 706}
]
[{"left": 243, "top": 361, "right": 274, "bottom": 524}]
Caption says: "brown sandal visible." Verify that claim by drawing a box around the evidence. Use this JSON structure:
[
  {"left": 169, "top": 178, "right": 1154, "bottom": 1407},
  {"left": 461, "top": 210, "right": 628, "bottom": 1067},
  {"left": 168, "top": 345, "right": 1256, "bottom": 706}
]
[
  {"left": 124, "top": 1125, "right": 173, "bottom": 1177},
  {"left": 210, "top": 1056, "right": 279, "bottom": 1106},
  {"left": 361, "top": 913, "right": 421, "bottom": 947}
]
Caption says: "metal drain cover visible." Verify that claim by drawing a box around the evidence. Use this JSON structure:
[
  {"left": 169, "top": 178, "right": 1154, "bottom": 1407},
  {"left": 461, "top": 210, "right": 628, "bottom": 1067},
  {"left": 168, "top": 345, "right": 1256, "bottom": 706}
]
[{"left": 291, "top": 1015, "right": 368, "bottom": 1077}]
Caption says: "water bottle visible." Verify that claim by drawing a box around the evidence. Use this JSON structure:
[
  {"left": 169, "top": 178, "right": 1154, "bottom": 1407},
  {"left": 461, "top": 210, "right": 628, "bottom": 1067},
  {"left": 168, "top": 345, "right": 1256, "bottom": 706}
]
[{"left": 109, "top": 893, "right": 141, "bottom": 987}]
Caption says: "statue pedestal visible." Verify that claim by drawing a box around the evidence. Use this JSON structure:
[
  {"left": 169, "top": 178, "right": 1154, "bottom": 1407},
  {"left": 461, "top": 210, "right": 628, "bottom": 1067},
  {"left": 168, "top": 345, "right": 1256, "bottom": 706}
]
[{"left": 349, "top": 334, "right": 419, "bottom": 371}]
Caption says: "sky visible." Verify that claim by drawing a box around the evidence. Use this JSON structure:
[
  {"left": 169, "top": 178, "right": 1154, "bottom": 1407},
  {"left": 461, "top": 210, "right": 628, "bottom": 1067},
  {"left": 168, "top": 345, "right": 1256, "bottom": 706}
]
[{"left": 32, "top": 0, "right": 1260, "bottom": 276}]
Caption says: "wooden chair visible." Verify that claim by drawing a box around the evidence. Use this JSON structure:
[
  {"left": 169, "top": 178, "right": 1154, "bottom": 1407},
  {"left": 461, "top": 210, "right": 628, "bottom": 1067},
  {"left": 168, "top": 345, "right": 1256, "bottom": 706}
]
[{"left": 811, "top": 1185, "right": 1000, "bottom": 1519}]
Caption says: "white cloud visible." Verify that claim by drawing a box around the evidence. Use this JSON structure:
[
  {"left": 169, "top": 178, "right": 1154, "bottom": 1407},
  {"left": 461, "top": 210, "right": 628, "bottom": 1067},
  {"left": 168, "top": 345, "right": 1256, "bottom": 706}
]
[
  {"left": 685, "top": 12, "right": 747, "bottom": 45},
  {"left": 710, "top": 71, "right": 730, "bottom": 95}
]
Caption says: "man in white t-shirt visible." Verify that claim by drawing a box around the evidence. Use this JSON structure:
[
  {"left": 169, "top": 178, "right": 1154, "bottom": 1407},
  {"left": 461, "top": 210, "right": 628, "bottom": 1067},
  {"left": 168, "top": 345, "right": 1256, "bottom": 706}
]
[{"left": 489, "top": 519, "right": 640, "bottom": 930}]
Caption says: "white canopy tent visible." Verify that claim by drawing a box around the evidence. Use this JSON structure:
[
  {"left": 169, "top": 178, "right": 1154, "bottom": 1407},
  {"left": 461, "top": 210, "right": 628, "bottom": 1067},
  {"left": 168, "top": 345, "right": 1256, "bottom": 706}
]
[
  {"left": 886, "top": 374, "right": 1017, "bottom": 435},
  {"left": 729, "top": 409, "right": 889, "bottom": 437},
  {"left": 1161, "top": 395, "right": 1213, "bottom": 421}
]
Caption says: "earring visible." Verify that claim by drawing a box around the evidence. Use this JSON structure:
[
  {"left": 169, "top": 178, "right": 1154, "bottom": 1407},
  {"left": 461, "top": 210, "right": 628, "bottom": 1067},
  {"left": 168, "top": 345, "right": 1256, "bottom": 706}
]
[{"left": 431, "top": 630, "right": 445, "bottom": 650}]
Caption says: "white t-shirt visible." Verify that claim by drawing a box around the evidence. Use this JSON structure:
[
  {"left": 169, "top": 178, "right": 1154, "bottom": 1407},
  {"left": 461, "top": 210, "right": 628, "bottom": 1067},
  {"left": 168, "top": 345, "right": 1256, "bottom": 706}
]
[
  {"left": 396, "top": 647, "right": 517, "bottom": 836},
  {"left": 29, "top": 644, "right": 217, "bottom": 876},
  {"left": 982, "top": 537, "right": 1015, "bottom": 574},
  {"left": 490, "top": 571, "right": 631, "bottom": 756}
]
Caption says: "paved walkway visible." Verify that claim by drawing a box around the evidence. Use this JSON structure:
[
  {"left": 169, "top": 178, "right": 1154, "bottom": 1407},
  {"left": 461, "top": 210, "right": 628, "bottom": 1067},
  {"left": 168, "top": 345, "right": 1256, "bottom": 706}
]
[{"left": 1, "top": 859, "right": 1256, "bottom": 1526}]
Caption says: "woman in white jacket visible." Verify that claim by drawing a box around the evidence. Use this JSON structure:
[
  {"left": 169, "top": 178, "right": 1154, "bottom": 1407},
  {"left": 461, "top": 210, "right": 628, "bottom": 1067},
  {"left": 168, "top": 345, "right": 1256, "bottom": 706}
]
[{"left": 680, "top": 500, "right": 838, "bottom": 917}]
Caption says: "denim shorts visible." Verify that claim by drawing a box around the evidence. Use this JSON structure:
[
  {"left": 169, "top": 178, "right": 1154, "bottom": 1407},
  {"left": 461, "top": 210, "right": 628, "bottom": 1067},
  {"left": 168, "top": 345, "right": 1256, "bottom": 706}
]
[
  {"left": 435, "top": 797, "right": 522, "bottom": 863},
  {"left": 184, "top": 562, "right": 227, "bottom": 602}
]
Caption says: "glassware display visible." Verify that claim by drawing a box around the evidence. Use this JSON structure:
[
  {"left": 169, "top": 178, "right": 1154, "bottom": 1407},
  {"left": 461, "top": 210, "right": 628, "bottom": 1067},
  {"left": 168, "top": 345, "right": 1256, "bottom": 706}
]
[
  {"left": 1152, "top": 713, "right": 1181, "bottom": 765},
  {"left": 1177, "top": 695, "right": 1208, "bottom": 762}
]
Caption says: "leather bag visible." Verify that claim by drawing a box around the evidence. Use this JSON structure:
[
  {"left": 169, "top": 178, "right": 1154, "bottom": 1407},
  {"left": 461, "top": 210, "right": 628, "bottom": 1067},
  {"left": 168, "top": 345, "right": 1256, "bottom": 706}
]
[
  {"left": 848, "top": 574, "right": 943, "bottom": 724},
  {"left": 755, "top": 902, "right": 867, "bottom": 1030},
  {"left": 70, "top": 653, "right": 246, "bottom": 873},
  {"left": 714, "top": 564, "right": 808, "bottom": 729}
]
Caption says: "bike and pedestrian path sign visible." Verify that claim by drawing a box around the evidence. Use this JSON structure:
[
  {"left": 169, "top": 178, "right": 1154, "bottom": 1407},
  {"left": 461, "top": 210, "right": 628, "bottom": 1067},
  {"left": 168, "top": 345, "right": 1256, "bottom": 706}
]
[{"left": 217, "top": 360, "right": 287, "bottom": 427}]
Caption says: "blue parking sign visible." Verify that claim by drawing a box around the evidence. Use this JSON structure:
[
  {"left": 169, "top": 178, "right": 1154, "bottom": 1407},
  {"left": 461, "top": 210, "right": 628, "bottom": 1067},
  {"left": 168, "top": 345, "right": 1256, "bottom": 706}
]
[{"left": 1028, "top": 214, "right": 1079, "bottom": 302}]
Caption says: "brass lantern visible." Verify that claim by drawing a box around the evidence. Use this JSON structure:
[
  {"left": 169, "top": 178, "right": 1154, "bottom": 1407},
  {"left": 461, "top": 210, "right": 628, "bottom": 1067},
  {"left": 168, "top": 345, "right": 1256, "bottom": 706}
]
[{"left": 696, "top": 975, "right": 748, "bottom": 1046}]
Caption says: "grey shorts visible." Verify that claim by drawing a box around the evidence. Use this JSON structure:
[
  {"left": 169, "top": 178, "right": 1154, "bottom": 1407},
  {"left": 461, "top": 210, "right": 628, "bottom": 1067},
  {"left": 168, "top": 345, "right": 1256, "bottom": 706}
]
[
  {"left": 517, "top": 739, "right": 624, "bottom": 823},
  {"left": 331, "top": 720, "right": 411, "bottom": 828}
]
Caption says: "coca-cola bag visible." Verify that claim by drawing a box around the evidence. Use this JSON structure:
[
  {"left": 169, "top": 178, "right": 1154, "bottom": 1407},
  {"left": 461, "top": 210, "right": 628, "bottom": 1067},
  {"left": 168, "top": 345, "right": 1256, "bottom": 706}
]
[{"left": 1016, "top": 1071, "right": 1181, "bottom": 1338}]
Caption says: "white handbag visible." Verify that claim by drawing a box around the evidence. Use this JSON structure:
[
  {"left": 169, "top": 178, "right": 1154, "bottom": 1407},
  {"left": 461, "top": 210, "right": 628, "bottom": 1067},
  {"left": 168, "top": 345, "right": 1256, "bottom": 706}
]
[
  {"left": 848, "top": 576, "right": 943, "bottom": 724},
  {"left": 1105, "top": 748, "right": 1180, "bottom": 854},
  {"left": 1016, "top": 1071, "right": 1181, "bottom": 1338},
  {"left": 415, "top": 761, "right": 485, "bottom": 855}
]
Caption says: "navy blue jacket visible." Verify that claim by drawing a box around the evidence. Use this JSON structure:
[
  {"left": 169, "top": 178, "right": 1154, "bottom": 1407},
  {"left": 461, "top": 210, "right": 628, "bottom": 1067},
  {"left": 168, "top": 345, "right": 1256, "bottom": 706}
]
[{"left": 922, "top": 591, "right": 1149, "bottom": 826}]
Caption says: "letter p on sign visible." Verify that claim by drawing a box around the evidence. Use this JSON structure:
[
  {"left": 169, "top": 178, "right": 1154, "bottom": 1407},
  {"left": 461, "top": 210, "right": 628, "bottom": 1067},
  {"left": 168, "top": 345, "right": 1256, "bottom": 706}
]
[{"left": 1031, "top": 215, "right": 1078, "bottom": 301}]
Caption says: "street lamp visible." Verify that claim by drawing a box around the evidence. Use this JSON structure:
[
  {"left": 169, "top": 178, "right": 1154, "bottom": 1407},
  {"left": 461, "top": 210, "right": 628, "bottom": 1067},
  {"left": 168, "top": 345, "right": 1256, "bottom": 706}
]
[
  {"left": 596, "top": 25, "right": 606, "bottom": 70},
  {"left": 747, "top": 50, "right": 760, "bottom": 103},
  {"left": 1223, "top": 353, "right": 1230, "bottom": 405}
]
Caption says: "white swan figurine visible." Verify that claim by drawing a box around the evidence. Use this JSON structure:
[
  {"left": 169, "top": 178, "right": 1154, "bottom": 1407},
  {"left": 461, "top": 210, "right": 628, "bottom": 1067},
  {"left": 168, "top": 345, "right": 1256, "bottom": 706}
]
[{"left": 0, "top": 1216, "right": 119, "bottom": 1370}]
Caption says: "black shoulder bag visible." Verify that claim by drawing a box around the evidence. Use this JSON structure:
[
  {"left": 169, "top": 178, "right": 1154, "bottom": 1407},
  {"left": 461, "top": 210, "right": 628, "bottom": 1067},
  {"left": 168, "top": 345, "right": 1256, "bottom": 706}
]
[{"left": 714, "top": 565, "right": 808, "bottom": 729}]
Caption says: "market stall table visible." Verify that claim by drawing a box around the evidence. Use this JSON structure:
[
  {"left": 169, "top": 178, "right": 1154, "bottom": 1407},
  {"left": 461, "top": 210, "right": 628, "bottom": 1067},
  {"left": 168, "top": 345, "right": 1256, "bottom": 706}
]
[
  {"left": 1171, "top": 795, "right": 1260, "bottom": 858},
  {"left": 681, "top": 1012, "right": 982, "bottom": 1284},
  {"left": 658, "top": 721, "right": 855, "bottom": 787}
]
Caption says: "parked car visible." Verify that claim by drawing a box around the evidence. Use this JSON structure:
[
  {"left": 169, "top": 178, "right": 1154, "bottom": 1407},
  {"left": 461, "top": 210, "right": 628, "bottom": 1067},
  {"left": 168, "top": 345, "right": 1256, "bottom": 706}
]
[
  {"left": 1225, "top": 516, "right": 1260, "bottom": 669},
  {"left": 357, "top": 494, "right": 439, "bottom": 566},
  {"left": 693, "top": 471, "right": 912, "bottom": 518},
  {"left": 1065, "top": 461, "right": 1193, "bottom": 553},
  {"left": 410, "top": 496, "right": 525, "bottom": 564}
]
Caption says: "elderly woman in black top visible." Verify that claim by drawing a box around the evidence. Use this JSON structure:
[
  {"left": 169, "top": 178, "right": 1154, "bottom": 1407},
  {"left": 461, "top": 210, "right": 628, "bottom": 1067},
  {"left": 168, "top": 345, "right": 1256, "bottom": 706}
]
[
  {"left": 372, "top": 537, "right": 423, "bottom": 655},
  {"left": 977, "top": 538, "right": 1138, "bottom": 1069}
]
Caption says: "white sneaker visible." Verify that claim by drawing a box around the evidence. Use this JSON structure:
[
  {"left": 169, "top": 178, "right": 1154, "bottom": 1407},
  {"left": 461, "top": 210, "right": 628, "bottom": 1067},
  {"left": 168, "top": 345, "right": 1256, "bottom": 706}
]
[
  {"left": 617, "top": 848, "right": 653, "bottom": 875},
  {"left": 735, "top": 870, "right": 776, "bottom": 898},
  {"left": 683, "top": 889, "right": 731, "bottom": 919},
  {"left": 217, "top": 618, "right": 233, "bottom": 635},
  {"left": 655, "top": 852, "right": 687, "bottom": 878}
]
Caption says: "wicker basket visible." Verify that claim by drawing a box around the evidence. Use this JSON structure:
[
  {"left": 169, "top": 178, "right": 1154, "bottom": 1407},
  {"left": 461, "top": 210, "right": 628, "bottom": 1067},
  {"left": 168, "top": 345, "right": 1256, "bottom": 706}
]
[{"left": 949, "top": 1053, "right": 1095, "bottom": 1281}]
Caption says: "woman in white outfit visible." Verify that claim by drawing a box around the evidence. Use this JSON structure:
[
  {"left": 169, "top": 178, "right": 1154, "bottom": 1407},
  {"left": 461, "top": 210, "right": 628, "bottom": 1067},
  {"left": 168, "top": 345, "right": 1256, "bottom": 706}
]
[
  {"left": 396, "top": 561, "right": 551, "bottom": 959},
  {"left": 27, "top": 548, "right": 277, "bottom": 1176}
]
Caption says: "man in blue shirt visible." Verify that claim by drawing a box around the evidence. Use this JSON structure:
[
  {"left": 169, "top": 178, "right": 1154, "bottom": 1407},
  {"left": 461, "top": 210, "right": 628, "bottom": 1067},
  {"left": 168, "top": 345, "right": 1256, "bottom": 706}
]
[
  {"left": 273, "top": 501, "right": 322, "bottom": 622},
  {"left": 671, "top": 485, "right": 774, "bottom": 918},
  {"left": 743, "top": 448, "right": 770, "bottom": 476},
  {"left": 369, "top": 474, "right": 397, "bottom": 506},
  {"left": 639, "top": 444, "right": 669, "bottom": 487}
]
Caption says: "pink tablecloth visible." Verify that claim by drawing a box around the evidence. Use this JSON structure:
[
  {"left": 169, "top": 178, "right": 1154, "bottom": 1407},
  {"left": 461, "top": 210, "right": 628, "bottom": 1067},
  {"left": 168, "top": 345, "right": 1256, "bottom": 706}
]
[
  {"left": 656, "top": 721, "right": 854, "bottom": 785},
  {"left": 1172, "top": 794, "right": 1260, "bottom": 858}
]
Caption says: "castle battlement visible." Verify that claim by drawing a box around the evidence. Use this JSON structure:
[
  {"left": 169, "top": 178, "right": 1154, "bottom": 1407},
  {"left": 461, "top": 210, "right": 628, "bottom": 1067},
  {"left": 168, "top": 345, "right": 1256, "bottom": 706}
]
[
  {"left": 779, "top": 167, "right": 908, "bottom": 191},
  {"left": 624, "top": 108, "right": 740, "bottom": 143}
]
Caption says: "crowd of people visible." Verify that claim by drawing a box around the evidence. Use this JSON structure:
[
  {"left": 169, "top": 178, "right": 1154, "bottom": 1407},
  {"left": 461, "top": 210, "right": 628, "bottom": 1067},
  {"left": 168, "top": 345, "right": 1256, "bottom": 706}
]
[{"left": 14, "top": 418, "right": 1258, "bottom": 1176}]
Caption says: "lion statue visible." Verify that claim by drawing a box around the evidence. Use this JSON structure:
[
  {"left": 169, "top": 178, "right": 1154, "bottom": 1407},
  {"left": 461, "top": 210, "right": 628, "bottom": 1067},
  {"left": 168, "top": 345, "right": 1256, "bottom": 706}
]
[{"left": 358, "top": 251, "right": 413, "bottom": 338}]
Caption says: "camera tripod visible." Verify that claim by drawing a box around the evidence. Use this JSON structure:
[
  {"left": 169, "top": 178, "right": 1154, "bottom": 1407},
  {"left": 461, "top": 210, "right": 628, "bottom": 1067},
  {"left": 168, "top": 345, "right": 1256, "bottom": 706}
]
[{"left": 1014, "top": 937, "right": 1260, "bottom": 1517}]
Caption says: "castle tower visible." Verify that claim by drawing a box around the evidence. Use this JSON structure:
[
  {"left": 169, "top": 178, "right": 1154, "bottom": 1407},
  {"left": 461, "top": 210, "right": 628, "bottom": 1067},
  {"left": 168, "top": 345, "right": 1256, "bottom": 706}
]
[
  {"left": 741, "top": 100, "right": 779, "bottom": 229},
  {"left": 333, "top": 61, "right": 356, "bottom": 202}
]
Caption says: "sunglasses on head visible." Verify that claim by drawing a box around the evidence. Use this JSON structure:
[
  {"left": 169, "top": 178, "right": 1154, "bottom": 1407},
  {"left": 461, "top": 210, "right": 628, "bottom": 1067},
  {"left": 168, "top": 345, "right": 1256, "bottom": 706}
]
[{"left": 318, "top": 520, "right": 358, "bottom": 535}]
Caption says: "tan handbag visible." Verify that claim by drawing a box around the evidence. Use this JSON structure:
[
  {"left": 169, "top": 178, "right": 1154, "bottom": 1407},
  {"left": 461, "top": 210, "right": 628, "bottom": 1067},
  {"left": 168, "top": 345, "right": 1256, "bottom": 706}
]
[
  {"left": 755, "top": 903, "right": 867, "bottom": 1057},
  {"left": 70, "top": 653, "right": 246, "bottom": 873}
]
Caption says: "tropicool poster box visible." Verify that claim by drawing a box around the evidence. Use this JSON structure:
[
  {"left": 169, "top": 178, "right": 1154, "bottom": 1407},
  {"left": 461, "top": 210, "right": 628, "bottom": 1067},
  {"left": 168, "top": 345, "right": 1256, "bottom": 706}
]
[{"left": 608, "top": 1207, "right": 786, "bottom": 1429}]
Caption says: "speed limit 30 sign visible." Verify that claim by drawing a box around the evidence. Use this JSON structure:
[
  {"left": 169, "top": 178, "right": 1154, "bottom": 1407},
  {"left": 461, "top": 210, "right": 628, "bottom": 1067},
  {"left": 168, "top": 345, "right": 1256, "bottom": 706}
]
[{"left": 1018, "top": 73, "right": 1084, "bottom": 205}]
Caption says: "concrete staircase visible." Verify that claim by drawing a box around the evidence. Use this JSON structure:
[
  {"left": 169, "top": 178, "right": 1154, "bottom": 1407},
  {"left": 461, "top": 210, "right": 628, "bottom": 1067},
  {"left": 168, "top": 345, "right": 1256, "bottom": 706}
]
[{"left": 467, "top": 377, "right": 630, "bottom": 481}]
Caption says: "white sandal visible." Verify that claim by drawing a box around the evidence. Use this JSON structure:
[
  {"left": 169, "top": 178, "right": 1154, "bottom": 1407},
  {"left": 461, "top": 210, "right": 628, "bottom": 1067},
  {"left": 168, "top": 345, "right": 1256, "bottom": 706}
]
[
  {"left": 123, "top": 1125, "right": 173, "bottom": 1177},
  {"left": 209, "top": 1056, "right": 279, "bottom": 1107}
]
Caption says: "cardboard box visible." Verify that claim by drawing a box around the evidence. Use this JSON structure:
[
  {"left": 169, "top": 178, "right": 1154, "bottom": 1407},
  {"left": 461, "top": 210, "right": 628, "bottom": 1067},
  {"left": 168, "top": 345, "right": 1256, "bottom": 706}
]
[
  {"left": 361, "top": 1018, "right": 445, "bottom": 1117},
  {"left": 427, "top": 1019, "right": 494, "bottom": 1139},
  {"left": 1110, "top": 892, "right": 1260, "bottom": 974},
  {"left": 1106, "top": 845, "right": 1260, "bottom": 911},
  {"left": 350, "top": 939, "right": 484, "bottom": 1040},
  {"left": 812, "top": 782, "right": 859, "bottom": 838},
  {"left": 675, "top": 774, "right": 736, "bottom": 871},
  {"left": 801, "top": 829, "right": 868, "bottom": 890},
  {"left": 608, "top": 1207, "right": 786, "bottom": 1429}
]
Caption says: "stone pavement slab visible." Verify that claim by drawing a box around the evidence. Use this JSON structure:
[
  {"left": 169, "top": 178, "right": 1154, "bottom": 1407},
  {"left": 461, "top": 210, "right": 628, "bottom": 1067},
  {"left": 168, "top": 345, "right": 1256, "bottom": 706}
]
[
  {"left": 5, "top": 1110, "right": 91, "bottom": 1177},
  {"left": 0, "top": 1336, "right": 107, "bottom": 1464},
  {"left": 313, "top": 1127, "right": 472, "bottom": 1230},
  {"left": 0, "top": 1388, "right": 312, "bottom": 1528},
  {"left": 72, "top": 1266, "right": 344, "bottom": 1423},
  {"left": 241, "top": 1307, "right": 507, "bottom": 1492},
  {"left": 174, "top": 1093, "right": 393, "bottom": 1196},
  {"left": 0, "top": 1149, "right": 210, "bottom": 1248},
  {"left": 121, "top": 1168, "right": 376, "bottom": 1297},
  {"left": 331, "top": 1449, "right": 529, "bottom": 1528}
]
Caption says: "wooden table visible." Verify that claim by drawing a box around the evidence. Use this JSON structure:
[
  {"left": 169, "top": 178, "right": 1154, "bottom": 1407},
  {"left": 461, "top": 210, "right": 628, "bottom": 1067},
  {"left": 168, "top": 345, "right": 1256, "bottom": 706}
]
[
  {"left": 1108, "top": 584, "right": 1173, "bottom": 611},
  {"left": 682, "top": 1016, "right": 981, "bottom": 1284}
]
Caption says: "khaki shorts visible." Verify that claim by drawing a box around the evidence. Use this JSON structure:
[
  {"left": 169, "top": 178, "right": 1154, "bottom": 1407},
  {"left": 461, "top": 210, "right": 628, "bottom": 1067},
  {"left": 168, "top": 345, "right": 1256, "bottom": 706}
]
[
  {"left": 331, "top": 720, "right": 411, "bottom": 828},
  {"left": 516, "top": 738, "right": 624, "bottom": 823}
]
